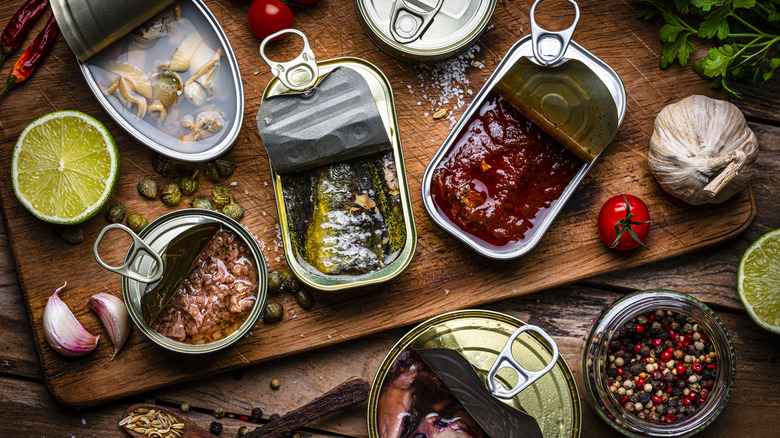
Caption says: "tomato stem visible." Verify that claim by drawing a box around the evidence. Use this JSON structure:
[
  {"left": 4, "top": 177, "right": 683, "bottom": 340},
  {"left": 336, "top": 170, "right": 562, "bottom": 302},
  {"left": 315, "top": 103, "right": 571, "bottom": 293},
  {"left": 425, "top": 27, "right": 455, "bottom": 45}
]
[{"left": 610, "top": 194, "right": 651, "bottom": 249}]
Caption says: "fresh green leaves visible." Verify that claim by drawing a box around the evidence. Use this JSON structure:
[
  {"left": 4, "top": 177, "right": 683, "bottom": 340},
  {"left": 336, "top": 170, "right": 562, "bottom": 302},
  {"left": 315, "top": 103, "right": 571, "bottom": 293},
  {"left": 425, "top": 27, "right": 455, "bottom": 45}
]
[{"left": 637, "top": 0, "right": 780, "bottom": 96}]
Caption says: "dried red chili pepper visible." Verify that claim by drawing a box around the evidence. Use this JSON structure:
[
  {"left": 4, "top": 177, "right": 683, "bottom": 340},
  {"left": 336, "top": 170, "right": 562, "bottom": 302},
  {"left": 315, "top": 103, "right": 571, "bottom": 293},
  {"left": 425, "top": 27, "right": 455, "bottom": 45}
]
[
  {"left": 0, "top": 14, "right": 57, "bottom": 99},
  {"left": 0, "top": 0, "right": 49, "bottom": 68}
]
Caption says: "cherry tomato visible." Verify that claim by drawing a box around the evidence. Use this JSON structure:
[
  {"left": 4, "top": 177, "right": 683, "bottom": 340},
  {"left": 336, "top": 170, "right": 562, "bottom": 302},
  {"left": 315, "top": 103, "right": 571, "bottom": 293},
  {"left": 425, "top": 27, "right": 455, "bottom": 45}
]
[
  {"left": 597, "top": 194, "right": 651, "bottom": 250},
  {"left": 248, "top": 0, "right": 293, "bottom": 41}
]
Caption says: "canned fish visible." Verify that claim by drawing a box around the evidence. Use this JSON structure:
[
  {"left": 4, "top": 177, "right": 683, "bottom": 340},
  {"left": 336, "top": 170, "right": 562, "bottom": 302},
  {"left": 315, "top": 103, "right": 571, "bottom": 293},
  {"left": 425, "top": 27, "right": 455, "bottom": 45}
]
[
  {"left": 93, "top": 209, "right": 268, "bottom": 354},
  {"left": 355, "top": 0, "right": 497, "bottom": 63},
  {"left": 367, "top": 309, "right": 581, "bottom": 437},
  {"left": 422, "top": 0, "right": 626, "bottom": 259},
  {"left": 55, "top": 0, "right": 244, "bottom": 162},
  {"left": 257, "top": 30, "right": 417, "bottom": 292}
]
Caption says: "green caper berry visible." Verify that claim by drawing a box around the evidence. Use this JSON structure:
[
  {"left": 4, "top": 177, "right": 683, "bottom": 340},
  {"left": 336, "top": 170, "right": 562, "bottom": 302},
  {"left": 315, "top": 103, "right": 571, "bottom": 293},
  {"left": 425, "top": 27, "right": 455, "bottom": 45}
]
[
  {"left": 267, "top": 271, "right": 282, "bottom": 293},
  {"left": 215, "top": 157, "right": 237, "bottom": 178},
  {"left": 152, "top": 153, "right": 172, "bottom": 176},
  {"left": 222, "top": 195, "right": 244, "bottom": 221},
  {"left": 204, "top": 161, "right": 220, "bottom": 182},
  {"left": 138, "top": 177, "right": 158, "bottom": 199},
  {"left": 264, "top": 302, "right": 284, "bottom": 323},
  {"left": 179, "top": 170, "right": 199, "bottom": 195},
  {"left": 106, "top": 203, "right": 125, "bottom": 223},
  {"left": 160, "top": 183, "right": 182, "bottom": 206},
  {"left": 60, "top": 226, "right": 84, "bottom": 244},
  {"left": 127, "top": 214, "right": 149, "bottom": 234},
  {"left": 281, "top": 269, "right": 300, "bottom": 292},
  {"left": 190, "top": 195, "right": 212, "bottom": 210},
  {"left": 294, "top": 288, "right": 313, "bottom": 309},
  {"left": 211, "top": 185, "right": 231, "bottom": 209}
]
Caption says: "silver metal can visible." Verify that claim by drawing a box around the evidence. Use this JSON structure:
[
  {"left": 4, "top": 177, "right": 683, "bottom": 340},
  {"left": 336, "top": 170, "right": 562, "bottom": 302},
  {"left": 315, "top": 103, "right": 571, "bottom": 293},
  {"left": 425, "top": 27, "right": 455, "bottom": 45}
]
[{"left": 355, "top": 0, "right": 497, "bottom": 63}]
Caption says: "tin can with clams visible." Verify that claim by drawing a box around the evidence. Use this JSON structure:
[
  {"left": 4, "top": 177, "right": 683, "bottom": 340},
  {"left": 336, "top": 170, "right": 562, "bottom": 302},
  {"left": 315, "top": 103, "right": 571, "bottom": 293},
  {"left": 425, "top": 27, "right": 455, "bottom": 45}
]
[
  {"left": 422, "top": 0, "right": 626, "bottom": 259},
  {"left": 367, "top": 309, "right": 581, "bottom": 437},
  {"left": 257, "top": 30, "right": 417, "bottom": 292},
  {"left": 93, "top": 209, "right": 268, "bottom": 354},
  {"left": 355, "top": 0, "right": 497, "bottom": 63}
]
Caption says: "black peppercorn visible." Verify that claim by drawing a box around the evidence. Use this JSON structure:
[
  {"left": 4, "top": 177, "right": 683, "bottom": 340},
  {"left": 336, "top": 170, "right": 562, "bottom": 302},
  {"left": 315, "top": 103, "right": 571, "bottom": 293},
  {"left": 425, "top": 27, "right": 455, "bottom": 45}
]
[
  {"left": 650, "top": 321, "right": 663, "bottom": 334},
  {"left": 210, "top": 421, "right": 223, "bottom": 435},
  {"left": 628, "top": 394, "right": 639, "bottom": 403},
  {"left": 624, "top": 323, "right": 637, "bottom": 335},
  {"left": 638, "top": 392, "right": 651, "bottom": 404},
  {"left": 251, "top": 407, "right": 263, "bottom": 422},
  {"left": 607, "top": 368, "right": 618, "bottom": 378},
  {"left": 630, "top": 362, "right": 644, "bottom": 375}
]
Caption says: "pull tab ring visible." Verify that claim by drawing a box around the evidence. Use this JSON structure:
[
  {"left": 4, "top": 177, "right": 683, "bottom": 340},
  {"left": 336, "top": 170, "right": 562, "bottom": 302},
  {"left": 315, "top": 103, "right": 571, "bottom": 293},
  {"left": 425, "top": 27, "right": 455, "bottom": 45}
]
[
  {"left": 93, "top": 224, "right": 164, "bottom": 284},
  {"left": 487, "top": 325, "right": 560, "bottom": 399},
  {"left": 389, "top": 0, "right": 443, "bottom": 44},
  {"left": 530, "top": 0, "right": 580, "bottom": 66},
  {"left": 259, "top": 29, "right": 319, "bottom": 92}
]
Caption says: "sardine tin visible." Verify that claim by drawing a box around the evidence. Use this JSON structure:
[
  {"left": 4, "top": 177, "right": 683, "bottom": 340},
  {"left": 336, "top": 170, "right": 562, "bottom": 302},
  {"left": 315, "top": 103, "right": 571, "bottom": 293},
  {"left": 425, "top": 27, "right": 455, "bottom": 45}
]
[
  {"left": 421, "top": 34, "right": 626, "bottom": 260},
  {"left": 260, "top": 56, "right": 417, "bottom": 291},
  {"left": 367, "top": 309, "right": 582, "bottom": 437}
]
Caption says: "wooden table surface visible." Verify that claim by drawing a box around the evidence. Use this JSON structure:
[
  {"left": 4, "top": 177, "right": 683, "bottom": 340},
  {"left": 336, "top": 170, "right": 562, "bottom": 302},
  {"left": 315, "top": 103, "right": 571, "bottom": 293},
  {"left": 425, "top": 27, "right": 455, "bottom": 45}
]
[{"left": 2, "top": 0, "right": 780, "bottom": 436}]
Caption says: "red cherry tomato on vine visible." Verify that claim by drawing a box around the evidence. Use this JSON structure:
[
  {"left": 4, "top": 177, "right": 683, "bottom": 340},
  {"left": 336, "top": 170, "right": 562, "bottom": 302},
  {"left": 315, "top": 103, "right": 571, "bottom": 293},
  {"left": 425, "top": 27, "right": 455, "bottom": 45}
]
[
  {"left": 597, "top": 194, "right": 651, "bottom": 250},
  {"left": 248, "top": 0, "right": 293, "bottom": 41}
]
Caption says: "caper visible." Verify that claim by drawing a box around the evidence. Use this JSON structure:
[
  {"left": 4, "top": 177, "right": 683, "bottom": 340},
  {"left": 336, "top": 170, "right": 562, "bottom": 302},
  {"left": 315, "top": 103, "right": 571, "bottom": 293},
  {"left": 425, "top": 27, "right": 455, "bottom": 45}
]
[
  {"left": 281, "top": 269, "right": 300, "bottom": 292},
  {"left": 267, "top": 271, "right": 282, "bottom": 293},
  {"left": 222, "top": 195, "right": 244, "bottom": 221},
  {"left": 264, "top": 302, "right": 284, "bottom": 323},
  {"left": 190, "top": 195, "right": 212, "bottom": 210},
  {"left": 127, "top": 214, "right": 149, "bottom": 234},
  {"left": 294, "top": 288, "right": 313, "bottom": 309},
  {"left": 212, "top": 185, "right": 231, "bottom": 209},
  {"left": 106, "top": 203, "right": 125, "bottom": 223},
  {"left": 160, "top": 182, "right": 182, "bottom": 206},
  {"left": 179, "top": 170, "right": 199, "bottom": 195},
  {"left": 152, "top": 153, "right": 172, "bottom": 176},
  {"left": 60, "top": 226, "right": 84, "bottom": 244},
  {"left": 137, "top": 177, "right": 158, "bottom": 199},
  {"left": 204, "top": 161, "right": 220, "bottom": 182},
  {"left": 215, "top": 157, "right": 237, "bottom": 178}
]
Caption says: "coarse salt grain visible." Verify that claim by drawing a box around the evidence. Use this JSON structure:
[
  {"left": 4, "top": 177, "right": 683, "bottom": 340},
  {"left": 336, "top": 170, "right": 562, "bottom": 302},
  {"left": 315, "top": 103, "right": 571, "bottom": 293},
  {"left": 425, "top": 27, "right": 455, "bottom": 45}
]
[
  {"left": 81, "top": 419, "right": 86, "bottom": 425},
  {"left": 230, "top": 181, "right": 237, "bottom": 186}
]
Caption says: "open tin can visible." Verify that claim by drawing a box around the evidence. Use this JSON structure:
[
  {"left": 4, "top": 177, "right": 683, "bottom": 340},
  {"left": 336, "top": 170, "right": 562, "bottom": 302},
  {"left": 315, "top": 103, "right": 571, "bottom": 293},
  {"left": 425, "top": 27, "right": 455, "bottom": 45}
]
[
  {"left": 52, "top": 0, "right": 244, "bottom": 162},
  {"left": 256, "top": 30, "right": 417, "bottom": 291},
  {"left": 93, "top": 209, "right": 268, "bottom": 354},
  {"left": 355, "top": 0, "right": 497, "bottom": 63},
  {"left": 367, "top": 309, "right": 581, "bottom": 437},
  {"left": 422, "top": 0, "right": 626, "bottom": 259}
]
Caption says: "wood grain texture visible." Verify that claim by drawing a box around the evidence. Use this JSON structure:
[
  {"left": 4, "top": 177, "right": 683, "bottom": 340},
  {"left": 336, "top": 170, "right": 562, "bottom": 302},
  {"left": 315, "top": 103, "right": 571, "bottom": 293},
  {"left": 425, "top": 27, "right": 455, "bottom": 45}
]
[{"left": 0, "top": 0, "right": 759, "bottom": 407}]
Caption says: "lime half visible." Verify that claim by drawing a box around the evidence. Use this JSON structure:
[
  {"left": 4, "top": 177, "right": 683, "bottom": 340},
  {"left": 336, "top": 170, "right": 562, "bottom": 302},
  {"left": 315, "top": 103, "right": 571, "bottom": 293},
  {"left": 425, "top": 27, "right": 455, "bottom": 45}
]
[
  {"left": 12, "top": 111, "right": 119, "bottom": 225},
  {"left": 738, "top": 229, "right": 780, "bottom": 334}
]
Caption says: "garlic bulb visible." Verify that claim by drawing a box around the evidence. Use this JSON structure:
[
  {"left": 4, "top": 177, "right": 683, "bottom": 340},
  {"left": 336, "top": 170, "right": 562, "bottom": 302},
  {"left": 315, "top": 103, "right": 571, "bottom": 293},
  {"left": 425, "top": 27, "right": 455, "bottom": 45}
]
[
  {"left": 88, "top": 293, "right": 131, "bottom": 359},
  {"left": 43, "top": 283, "right": 100, "bottom": 357},
  {"left": 648, "top": 95, "right": 758, "bottom": 205}
]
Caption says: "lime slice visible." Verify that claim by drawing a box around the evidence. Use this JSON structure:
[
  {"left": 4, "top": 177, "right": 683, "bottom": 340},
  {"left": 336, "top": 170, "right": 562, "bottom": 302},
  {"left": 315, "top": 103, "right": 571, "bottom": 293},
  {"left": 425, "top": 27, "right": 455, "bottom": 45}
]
[
  {"left": 738, "top": 229, "right": 780, "bottom": 334},
  {"left": 12, "top": 111, "right": 120, "bottom": 225}
]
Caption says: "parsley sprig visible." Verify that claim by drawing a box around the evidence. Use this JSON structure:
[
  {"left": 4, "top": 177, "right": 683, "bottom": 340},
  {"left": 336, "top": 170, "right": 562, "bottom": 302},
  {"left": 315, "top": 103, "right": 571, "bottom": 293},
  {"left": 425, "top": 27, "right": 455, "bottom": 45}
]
[{"left": 637, "top": 0, "right": 780, "bottom": 96}]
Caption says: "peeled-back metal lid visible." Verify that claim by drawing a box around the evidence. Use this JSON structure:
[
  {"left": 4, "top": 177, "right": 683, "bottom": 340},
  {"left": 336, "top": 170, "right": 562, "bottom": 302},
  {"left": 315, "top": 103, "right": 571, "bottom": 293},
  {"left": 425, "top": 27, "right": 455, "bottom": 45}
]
[
  {"left": 367, "top": 310, "right": 582, "bottom": 437},
  {"left": 355, "top": 0, "right": 497, "bottom": 62}
]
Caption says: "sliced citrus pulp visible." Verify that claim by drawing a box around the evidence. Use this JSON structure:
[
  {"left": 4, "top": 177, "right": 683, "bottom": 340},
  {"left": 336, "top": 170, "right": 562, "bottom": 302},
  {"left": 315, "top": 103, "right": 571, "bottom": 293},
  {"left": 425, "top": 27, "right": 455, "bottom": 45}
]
[{"left": 738, "top": 229, "right": 780, "bottom": 334}]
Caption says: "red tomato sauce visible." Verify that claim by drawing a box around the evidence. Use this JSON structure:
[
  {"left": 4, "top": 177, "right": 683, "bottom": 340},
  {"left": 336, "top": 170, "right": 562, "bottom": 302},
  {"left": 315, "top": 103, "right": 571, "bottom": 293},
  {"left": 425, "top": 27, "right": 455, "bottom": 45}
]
[{"left": 431, "top": 92, "right": 582, "bottom": 247}]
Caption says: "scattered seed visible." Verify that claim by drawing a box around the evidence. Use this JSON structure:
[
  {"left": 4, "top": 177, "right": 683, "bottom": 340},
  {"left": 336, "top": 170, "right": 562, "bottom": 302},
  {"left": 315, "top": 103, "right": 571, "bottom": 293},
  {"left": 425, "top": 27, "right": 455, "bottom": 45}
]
[
  {"left": 270, "top": 378, "right": 281, "bottom": 390},
  {"left": 467, "top": 52, "right": 475, "bottom": 59},
  {"left": 472, "top": 60, "right": 483, "bottom": 68},
  {"left": 119, "top": 408, "right": 186, "bottom": 438},
  {"left": 213, "top": 407, "right": 225, "bottom": 419},
  {"left": 433, "top": 109, "right": 447, "bottom": 119},
  {"left": 180, "top": 403, "right": 190, "bottom": 413}
]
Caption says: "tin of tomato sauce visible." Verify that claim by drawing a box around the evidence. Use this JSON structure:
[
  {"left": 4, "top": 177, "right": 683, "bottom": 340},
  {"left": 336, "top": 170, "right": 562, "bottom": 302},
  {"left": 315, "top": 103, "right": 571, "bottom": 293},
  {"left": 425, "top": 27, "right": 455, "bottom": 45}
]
[{"left": 422, "top": 0, "right": 626, "bottom": 259}]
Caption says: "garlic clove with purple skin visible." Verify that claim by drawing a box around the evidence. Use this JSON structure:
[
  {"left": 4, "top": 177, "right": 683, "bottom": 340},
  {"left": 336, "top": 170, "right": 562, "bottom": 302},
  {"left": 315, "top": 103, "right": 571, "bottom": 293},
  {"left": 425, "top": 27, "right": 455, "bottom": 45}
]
[
  {"left": 88, "top": 293, "right": 130, "bottom": 359},
  {"left": 43, "top": 282, "right": 100, "bottom": 357}
]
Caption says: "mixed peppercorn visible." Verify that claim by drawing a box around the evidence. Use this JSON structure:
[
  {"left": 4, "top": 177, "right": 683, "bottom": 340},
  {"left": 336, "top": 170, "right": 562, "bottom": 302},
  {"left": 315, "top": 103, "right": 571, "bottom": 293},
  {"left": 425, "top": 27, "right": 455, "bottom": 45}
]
[{"left": 605, "top": 309, "right": 718, "bottom": 423}]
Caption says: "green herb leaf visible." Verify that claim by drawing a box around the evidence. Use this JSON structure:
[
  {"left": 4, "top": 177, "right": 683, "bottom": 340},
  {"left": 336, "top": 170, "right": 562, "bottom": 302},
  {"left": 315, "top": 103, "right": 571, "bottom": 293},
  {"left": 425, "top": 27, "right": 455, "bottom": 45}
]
[
  {"left": 691, "top": 0, "right": 722, "bottom": 12},
  {"left": 660, "top": 23, "right": 686, "bottom": 42},
  {"left": 699, "top": 45, "right": 738, "bottom": 78},
  {"left": 733, "top": 0, "right": 757, "bottom": 10},
  {"left": 660, "top": 31, "right": 696, "bottom": 67},
  {"left": 674, "top": 0, "right": 691, "bottom": 14},
  {"left": 698, "top": 14, "right": 730, "bottom": 39},
  {"left": 637, "top": 3, "right": 660, "bottom": 20}
]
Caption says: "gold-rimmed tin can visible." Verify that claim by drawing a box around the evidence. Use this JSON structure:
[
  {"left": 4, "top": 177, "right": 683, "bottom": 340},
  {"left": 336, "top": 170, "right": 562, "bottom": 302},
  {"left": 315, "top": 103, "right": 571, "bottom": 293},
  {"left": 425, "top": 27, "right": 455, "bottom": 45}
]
[{"left": 367, "top": 309, "right": 582, "bottom": 437}]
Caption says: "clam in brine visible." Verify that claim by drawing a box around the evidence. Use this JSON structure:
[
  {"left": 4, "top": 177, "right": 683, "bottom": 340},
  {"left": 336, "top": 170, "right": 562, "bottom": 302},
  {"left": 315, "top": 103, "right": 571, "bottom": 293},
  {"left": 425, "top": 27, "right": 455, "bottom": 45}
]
[{"left": 72, "top": 1, "right": 243, "bottom": 161}]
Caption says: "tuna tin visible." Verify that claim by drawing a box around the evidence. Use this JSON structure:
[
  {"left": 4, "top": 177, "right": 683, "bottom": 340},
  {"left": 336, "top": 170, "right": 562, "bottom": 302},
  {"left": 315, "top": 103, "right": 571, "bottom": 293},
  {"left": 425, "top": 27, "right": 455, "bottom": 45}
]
[
  {"left": 53, "top": 0, "right": 244, "bottom": 162},
  {"left": 355, "top": 0, "right": 497, "bottom": 63},
  {"left": 422, "top": 0, "right": 626, "bottom": 259},
  {"left": 257, "top": 30, "right": 417, "bottom": 291},
  {"left": 367, "top": 309, "right": 581, "bottom": 437},
  {"left": 93, "top": 209, "right": 268, "bottom": 354}
]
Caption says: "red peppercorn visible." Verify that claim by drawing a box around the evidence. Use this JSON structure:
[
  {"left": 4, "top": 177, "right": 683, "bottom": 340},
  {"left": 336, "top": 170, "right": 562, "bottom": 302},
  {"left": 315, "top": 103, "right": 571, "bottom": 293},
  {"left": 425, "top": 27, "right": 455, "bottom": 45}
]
[
  {"left": 634, "top": 344, "right": 642, "bottom": 353},
  {"left": 706, "top": 381, "right": 714, "bottom": 388},
  {"left": 652, "top": 396, "right": 662, "bottom": 404},
  {"left": 683, "top": 334, "right": 693, "bottom": 345},
  {"left": 665, "top": 415, "right": 677, "bottom": 423},
  {"left": 652, "top": 338, "right": 663, "bottom": 347},
  {"left": 617, "top": 367, "right": 624, "bottom": 376},
  {"left": 697, "top": 397, "right": 706, "bottom": 406},
  {"left": 642, "top": 356, "right": 649, "bottom": 363},
  {"left": 700, "top": 332, "right": 709, "bottom": 341},
  {"left": 620, "top": 396, "right": 628, "bottom": 404},
  {"left": 676, "top": 364, "right": 686, "bottom": 375},
  {"left": 659, "top": 381, "right": 666, "bottom": 390},
  {"left": 692, "top": 363, "right": 703, "bottom": 372},
  {"left": 707, "top": 363, "right": 717, "bottom": 370},
  {"left": 666, "top": 385, "right": 674, "bottom": 393},
  {"left": 649, "top": 314, "right": 655, "bottom": 322},
  {"left": 636, "top": 324, "right": 645, "bottom": 334},
  {"left": 661, "top": 350, "right": 673, "bottom": 361},
  {"left": 700, "top": 389, "right": 709, "bottom": 399},
  {"left": 683, "top": 397, "right": 693, "bottom": 406},
  {"left": 636, "top": 378, "right": 645, "bottom": 387},
  {"left": 687, "top": 392, "right": 697, "bottom": 400},
  {"left": 676, "top": 341, "right": 684, "bottom": 349},
  {"left": 669, "top": 330, "right": 679, "bottom": 340}
]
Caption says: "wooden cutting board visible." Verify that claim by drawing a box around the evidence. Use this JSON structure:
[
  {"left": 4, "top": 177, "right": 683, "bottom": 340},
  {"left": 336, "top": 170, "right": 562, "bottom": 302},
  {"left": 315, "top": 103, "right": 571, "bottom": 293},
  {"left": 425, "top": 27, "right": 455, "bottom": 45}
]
[{"left": 0, "top": 0, "right": 755, "bottom": 407}]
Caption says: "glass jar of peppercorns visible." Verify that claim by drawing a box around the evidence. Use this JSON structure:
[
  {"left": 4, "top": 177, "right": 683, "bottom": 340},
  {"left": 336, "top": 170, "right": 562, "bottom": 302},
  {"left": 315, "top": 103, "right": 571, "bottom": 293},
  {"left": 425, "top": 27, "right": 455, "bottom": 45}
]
[{"left": 582, "top": 290, "right": 735, "bottom": 437}]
